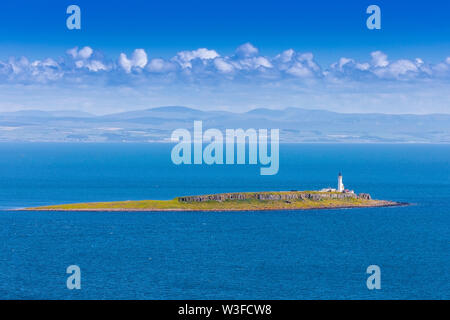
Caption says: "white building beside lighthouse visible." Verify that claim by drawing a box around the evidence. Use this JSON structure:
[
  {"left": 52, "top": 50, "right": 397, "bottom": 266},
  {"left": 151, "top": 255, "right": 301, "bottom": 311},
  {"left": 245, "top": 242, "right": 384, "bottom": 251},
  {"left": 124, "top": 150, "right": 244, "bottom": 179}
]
[{"left": 338, "top": 172, "right": 344, "bottom": 192}]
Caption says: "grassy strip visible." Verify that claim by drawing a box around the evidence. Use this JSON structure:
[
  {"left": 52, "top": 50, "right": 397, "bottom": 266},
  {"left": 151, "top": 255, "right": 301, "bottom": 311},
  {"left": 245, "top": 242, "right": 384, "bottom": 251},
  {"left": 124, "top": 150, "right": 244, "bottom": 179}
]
[{"left": 26, "top": 196, "right": 392, "bottom": 211}]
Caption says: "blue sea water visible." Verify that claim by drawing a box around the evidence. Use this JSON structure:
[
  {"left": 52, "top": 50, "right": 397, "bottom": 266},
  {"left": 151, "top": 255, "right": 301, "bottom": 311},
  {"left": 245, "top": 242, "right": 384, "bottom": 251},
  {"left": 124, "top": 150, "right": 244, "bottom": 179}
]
[{"left": 0, "top": 143, "right": 448, "bottom": 299}]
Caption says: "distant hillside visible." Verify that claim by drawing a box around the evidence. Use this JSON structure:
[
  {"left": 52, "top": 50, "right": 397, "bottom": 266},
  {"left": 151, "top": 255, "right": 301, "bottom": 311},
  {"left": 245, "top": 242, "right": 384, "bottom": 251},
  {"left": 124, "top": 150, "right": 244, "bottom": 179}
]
[{"left": 0, "top": 106, "right": 449, "bottom": 143}]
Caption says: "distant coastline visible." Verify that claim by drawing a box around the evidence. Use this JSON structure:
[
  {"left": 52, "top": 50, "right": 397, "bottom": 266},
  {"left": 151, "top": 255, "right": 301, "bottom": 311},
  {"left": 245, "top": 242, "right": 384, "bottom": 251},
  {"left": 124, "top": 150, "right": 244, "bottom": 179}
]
[
  {"left": 23, "top": 191, "right": 407, "bottom": 212},
  {"left": 1, "top": 106, "right": 450, "bottom": 143}
]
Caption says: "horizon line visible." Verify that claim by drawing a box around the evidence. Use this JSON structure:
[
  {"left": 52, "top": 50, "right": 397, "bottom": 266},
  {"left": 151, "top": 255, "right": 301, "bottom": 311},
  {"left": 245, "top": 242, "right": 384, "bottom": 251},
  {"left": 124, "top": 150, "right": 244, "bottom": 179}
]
[{"left": 2, "top": 106, "right": 450, "bottom": 117}]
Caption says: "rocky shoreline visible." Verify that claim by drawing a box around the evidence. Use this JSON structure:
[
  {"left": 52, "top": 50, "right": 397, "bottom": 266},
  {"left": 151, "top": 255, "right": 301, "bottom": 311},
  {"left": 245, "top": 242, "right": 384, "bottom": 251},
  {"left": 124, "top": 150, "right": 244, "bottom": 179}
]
[{"left": 177, "top": 191, "right": 372, "bottom": 203}]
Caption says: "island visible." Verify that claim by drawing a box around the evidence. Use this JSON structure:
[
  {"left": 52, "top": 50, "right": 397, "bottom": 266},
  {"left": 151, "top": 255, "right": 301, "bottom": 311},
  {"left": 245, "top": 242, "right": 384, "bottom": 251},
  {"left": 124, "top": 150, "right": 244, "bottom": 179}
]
[
  {"left": 24, "top": 190, "right": 404, "bottom": 212},
  {"left": 24, "top": 173, "right": 406, "bottom": 212}
]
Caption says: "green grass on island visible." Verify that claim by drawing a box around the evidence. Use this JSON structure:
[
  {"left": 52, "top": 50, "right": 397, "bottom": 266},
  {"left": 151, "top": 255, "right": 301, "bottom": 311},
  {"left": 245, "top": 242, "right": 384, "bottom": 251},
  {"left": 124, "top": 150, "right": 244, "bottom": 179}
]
[{"left": 25, "top": 191, "right": 401, "bottom": 212}]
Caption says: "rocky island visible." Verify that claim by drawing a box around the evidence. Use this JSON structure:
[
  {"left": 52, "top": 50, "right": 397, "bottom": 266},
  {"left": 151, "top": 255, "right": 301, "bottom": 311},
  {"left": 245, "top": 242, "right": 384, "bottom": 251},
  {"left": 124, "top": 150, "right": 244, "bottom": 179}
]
[
  {"left": 25, "top": 190, "right": 404, "bottom": 212},
  {"left": 25, "top": 174, "right": 405, "bottom": 212}
]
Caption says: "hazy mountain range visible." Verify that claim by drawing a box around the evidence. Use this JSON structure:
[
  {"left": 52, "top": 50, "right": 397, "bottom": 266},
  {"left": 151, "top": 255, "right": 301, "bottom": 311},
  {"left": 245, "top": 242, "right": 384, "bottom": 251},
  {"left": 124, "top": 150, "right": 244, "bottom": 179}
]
[{"left": 1, "top": 106, "right": 449, "bottom": 143}]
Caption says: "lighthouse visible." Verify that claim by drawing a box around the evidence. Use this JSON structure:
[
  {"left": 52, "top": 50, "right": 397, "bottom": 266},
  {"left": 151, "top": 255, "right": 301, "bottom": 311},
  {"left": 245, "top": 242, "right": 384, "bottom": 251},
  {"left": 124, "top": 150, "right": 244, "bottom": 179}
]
[{"left": 338, "top": 172, "right": 344, "bottom": 192}]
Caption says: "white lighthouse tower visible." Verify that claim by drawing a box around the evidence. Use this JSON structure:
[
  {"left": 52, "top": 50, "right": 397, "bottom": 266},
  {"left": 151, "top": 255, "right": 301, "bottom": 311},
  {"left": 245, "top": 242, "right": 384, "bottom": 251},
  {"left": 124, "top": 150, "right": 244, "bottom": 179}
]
[{"left": 338, "top": 172, "right": 344, "bottom": 192}]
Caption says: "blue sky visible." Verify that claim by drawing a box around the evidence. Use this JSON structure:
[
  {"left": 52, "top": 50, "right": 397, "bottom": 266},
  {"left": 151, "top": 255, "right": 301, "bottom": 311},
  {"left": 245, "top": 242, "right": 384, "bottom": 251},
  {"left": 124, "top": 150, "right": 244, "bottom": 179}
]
[
  {"left": 0, "top": 0, "right": 449, "bottom": 114},
  {"left": 1, "top": 0, "right": 449, "bottom": 62}
]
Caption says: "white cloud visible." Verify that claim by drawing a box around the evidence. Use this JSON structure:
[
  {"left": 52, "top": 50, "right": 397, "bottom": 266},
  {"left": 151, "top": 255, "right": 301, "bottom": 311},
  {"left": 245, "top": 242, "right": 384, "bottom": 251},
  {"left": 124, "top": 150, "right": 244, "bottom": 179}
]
[
  {"left": 231, "top": 44, "right": 273, "bottom": 71},
  {"left": 371, "top": 51, "right": 389, "bottom": 68},
  {"left": 327, "top": 51, "right": 438, "bottom": 80},
  {"left": 273, "top": 50, "right": 321, "bottom": 78},
  {"left": 251, "top": 56, "right": 272, "bottom": 68},
  {"left": 433, "top": 57, "right": 450, "bottom": 75},
  {"left": 9, "top": 57, "right": 30, "bottom": 74},
  {"left": 4, "top": 57, "right": 63, "bottom": 83},
  {"left": 119, "top": 49, "right": 148, "bottom": 73},
  {"left": 67, "top": 46, "right": 109, "bottom": 72},
  {"left": 173, "top": 48, "right": 219, "bottom": 69},
  {"left": 297, "top": 53, "right": 320, "bottom": 73},
  {"left": 235, "top": 43, "right": 259, "bottom": 57},
  {"left": 337, "top": 57, "right": 353, "bottom": 70},
  {"left": 214, "top": 58, "right": 234, "bottom": 73},
  {"left": 331, "top": 57, "right": 368, "bottom": 72},
  {"left": 78, "top": 47, "right": 93, "bottom": 59},
  {"left": 74, "top": 59, "right": 107, "bottom": 72},
  {"left": 231, "top": 56, "right": 273, "bottom": 71},
  {"left": 373, "top": 59, "right": 419, "bottom": 79},
  {"left": 118, "top": 53, "right": 132, "bottom": 73},
  {"left": 67, "top": 46, "right": 93, "bottom": 60},
  {"left": 275, "top": 49, "right": 295, "bottom": 63},
  {"left": 85, "top": 60, "right": 108, "bottom": 72},
  {"left": 67, "top": 47, "right": 78, "bottom": 59},
  {"left": 286, "top": 62, "right": 314, "bottom": 77},
  {"left": 388, "top": 59, "right": 418, "bottom": 76},
  {"left": 147, "top": 58, "right": 177, "bottom": 73},
  {"left": 132, "top": 49, "right": 148, "bottom": 68}
]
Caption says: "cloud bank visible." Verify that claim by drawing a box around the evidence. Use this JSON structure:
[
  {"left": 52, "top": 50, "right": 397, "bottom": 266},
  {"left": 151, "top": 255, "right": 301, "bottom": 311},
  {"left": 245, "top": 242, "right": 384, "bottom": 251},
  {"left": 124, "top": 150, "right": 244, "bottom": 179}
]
[
  {"left": 1, "top": 43, "right": 449, "bottom": 85},
  {"left": 1, "top": 43, "right": 450, "bottom": 115}
]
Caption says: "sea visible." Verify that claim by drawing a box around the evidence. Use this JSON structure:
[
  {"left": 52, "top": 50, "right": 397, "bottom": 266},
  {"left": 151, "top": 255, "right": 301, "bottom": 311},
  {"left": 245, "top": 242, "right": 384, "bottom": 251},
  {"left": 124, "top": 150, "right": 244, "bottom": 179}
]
[{"left": 0, "top": 143, "right": 448, "bottom": 299}]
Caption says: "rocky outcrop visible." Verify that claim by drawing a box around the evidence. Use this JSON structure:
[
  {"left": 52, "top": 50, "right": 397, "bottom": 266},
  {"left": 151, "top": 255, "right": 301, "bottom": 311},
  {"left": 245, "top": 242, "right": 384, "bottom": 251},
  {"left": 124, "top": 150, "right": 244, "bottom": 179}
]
[{"left": 178, "top": 191, "right": 371, "bottom": 203}]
